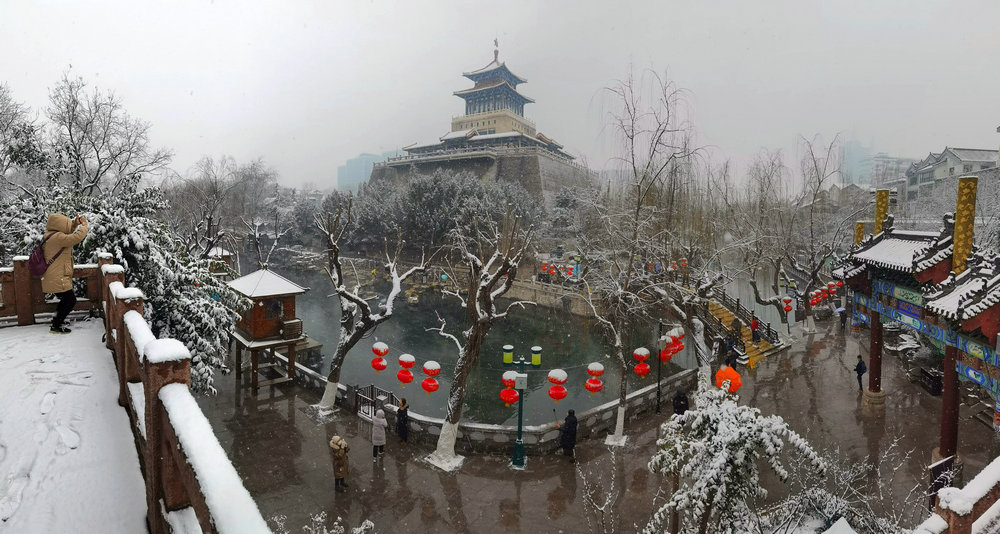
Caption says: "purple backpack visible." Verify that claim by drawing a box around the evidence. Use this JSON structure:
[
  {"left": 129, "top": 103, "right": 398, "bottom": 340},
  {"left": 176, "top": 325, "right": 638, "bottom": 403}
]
[{"left": 28, "top": 233, "right": 65, "bottom": 276}]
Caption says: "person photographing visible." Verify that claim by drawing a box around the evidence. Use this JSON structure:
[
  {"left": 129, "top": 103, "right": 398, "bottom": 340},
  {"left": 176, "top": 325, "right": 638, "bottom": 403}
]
[{"left": 41, "top": 213, "right": 88, "bottom": 334}]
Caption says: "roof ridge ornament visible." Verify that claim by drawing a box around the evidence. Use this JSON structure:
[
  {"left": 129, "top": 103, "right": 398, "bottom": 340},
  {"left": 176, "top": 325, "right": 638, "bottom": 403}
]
[{"left": 494, "top": 37, "right": 499, "bottom": 63}]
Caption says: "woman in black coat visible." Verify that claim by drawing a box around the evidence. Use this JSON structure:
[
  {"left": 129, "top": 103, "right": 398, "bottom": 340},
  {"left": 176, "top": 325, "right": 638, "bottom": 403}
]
[
  {"left": 559, "top": 409, "right": 578, "bottom": 462},
  {"left": 396, "top": 398, "right": 409, "bottom": 443}
]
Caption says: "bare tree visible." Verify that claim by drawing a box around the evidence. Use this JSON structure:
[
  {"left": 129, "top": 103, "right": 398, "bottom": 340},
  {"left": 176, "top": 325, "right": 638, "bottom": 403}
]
[
  {"left": 313, "top": 200, "right": 431, "bottom": 411},
  {"left": 243, "top": 211, "right": 291, "bottom": 271},
  {"left": 0, "top": 83, "right": 31, "bottom": 178},
  {"left": 426, "top": 208, "right": 532, "bottom": 469},
  {"left": 161, "top": 155, "right": 244, "bottom": 259},
  {"left": 46, "top": 73, "right": 172, "bottom": 195}
]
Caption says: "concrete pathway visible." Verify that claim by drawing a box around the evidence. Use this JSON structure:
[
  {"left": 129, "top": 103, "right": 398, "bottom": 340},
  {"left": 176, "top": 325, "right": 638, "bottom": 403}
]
[{"left": 195, "top": 317, "right": 1000, "bottom": 532}]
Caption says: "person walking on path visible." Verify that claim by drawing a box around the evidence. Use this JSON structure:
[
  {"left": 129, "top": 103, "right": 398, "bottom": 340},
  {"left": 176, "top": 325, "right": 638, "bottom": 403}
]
[
  {"left": 41, "top": 213, "right": 88, "bottom": 334},
  {"left": 672, "top": 390, "right": 689, "bottom": 416},
  {"left": 396, "top": 398, "right": 409, "bottom": 444},
  {"left": 750, "top": 316, "right": 760, "bottom": 343},
  {"left": 840, "top": 310, "right": 848, "bottom": 331},
  {"left": 854, "top": 355, "right": 867, "bottom": 392},
  {"left": 372, "top": 409, "right": 388, "bottom": 460},
  {"left": 329, "top": 435, "right": 350, "bottom": 492},
  {"left": 557, "top": 409, "right": 578, "bottom": 463},
  {"left": 730, "top": 317, "right": 742, "bottom": 341}
]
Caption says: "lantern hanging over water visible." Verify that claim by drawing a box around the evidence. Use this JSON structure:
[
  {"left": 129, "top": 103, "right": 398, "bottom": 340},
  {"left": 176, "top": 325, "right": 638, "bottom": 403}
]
[
  {"left": 634, "top": 361, "right": 651, "bottom": 379},
  {"left": 397, "top": 368, "right": 413, "bottom": 386},
  {"left": 500, "top": 387, "right": 519, "bottom": 407},
  {"left": 782, "top": 297, "right": 792, "bottom": 304},
  {"left": 587, "top": 362, "right": 605, "bottom": 377},
  {"left": 423, "top": 360, "right": 441, "bottom": 377},
  {"left": 371, "top": 357, "right": 387, "bottom": 373},
  {"left": 548, "top": 385, "right": 568, "bottom": 403},
  {"left": 372, "top": 342, "right": 389, "bottom": 357},
  {"left": 501, "top": 370, "right": 518, "bottom": 388},
  {"left": 548, "top": 368, "right": 568, "bottom": 385},
  {"left": 398, "top": 354, "right": 416, "bottom": 369},
  {"left": 421, "top": 378, "right": 439, "bottom": 395},
  {"left": 633, "top": 347, "right": 650, "bottom": 362},
  {"left": 585, "top": 378, "right": 603, "bottom": 395}
]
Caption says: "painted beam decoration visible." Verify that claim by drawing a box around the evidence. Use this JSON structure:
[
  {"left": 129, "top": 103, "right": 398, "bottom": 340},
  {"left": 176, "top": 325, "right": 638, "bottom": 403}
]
[
  {"left": 953, "top": 176, "right": 978, "bottom": 274},
  {"left": 855, "top": 221, "right": 865, "bottom": 245}
]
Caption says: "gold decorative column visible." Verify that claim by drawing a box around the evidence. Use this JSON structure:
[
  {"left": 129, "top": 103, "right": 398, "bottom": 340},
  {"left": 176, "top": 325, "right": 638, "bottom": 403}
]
[
  {"left": 874, "top": 189, "right": 889, "bottom": 234},
  {"left": 855, "top": 222, "right": 865, "bottom": 245},
  {"left": 953, "top": 177, "right": 978, "bottom": 274}
]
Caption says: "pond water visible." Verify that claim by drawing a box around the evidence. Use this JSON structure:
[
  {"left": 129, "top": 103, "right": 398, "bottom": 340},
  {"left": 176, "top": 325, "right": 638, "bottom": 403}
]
[{"left": 287, "top": 268, "right": 695, "bottom": 426}]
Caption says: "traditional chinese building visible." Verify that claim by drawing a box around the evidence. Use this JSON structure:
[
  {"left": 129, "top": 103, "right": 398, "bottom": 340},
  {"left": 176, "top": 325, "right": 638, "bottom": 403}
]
[
  {"left": 835, "top": 177, "right": 1000, "bottom": 493},
  {"left": 370, "top": 43, "right": 596, "bottom": 204}
]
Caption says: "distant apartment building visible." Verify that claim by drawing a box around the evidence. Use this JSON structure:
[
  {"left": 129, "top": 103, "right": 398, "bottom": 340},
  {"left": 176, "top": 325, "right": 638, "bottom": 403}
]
[
  {"left": 899, "top": 147, "right": 998, "bottom": 202},
  {"left": 336, "top": 151, "right": 403, "bottom": 194}
]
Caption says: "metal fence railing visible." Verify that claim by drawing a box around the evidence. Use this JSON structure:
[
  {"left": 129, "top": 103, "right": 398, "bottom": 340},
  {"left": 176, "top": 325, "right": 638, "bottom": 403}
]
[{"left": 713, "top": 287, "right": 780, "bottom": 345}]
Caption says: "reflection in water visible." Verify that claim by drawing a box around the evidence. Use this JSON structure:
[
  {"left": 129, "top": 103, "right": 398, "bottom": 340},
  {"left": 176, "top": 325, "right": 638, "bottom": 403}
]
[{"left": 291, "top": 267, "right": 694, "bottom": 425}]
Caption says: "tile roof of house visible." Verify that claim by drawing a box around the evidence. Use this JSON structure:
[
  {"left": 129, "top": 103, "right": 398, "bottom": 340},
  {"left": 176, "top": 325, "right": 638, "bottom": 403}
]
[{"left": 228, "top": 269, "right": 307, "bottom": 298}]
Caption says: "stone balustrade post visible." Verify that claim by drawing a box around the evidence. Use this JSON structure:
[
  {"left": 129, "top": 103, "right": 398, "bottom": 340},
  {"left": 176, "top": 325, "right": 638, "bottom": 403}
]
[
  {"left": 12, "top": 257, "right": 32, "bottom": 326},
  {"left": 120, "top": 298, "right": 144, "bottom": 384},
  {"left": 142, "top": 349, "right": 191, "bottom": 534}
]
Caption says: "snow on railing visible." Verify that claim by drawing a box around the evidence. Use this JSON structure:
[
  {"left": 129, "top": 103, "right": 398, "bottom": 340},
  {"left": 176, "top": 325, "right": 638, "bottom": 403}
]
[
  {"left": 919, "top": 455, "right": 1000, "bottom": 534},
  {"left": 100, "top": 255, "right": 270, "bottom": 534},
  {"left": 0, "top": 255, "right": 106, "bottom": 325}
]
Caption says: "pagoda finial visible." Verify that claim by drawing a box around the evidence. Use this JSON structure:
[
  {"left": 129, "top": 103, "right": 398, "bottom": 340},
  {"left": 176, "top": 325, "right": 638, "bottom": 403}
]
[{"left": 494, "top": 37, "right": 499, "bottom": 62}]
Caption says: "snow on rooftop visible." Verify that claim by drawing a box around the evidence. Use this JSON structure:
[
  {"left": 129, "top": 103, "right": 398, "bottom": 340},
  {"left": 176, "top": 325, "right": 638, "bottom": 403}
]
[
  {"left": 925, "top": 262, "right": 1000, "bottom": 321},
  {"left": 207, "top": 247, "right": 233, "bottom": 258},
  {"left": 469, "top": 131, "right": 524, "bottom": 141},
  {"left": 159, "top": 383, "right": 270, "bottom": 533},
  {"left": 853, "top": 237, "right": 933, "bottom": 272},
  {"left": 0, "top": 320, "right": 147, "bottom": 532},
  {"left": 228, "top": 268, "right": 307, "bottom": 298},
  {"left": 822, "top": 517, "right": 858, "bottom": 534},
  {"left": 441, "top": 129, "right": 473, "bottom": 141}
]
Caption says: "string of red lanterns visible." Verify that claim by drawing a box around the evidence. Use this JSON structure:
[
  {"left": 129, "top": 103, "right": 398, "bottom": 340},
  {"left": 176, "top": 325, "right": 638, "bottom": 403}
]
[
  {"left": 547, "top": 369, "right": 568, "bottom": 402},
  {"left": 585, "top": 362, "right": 604, "bottom": 395}
]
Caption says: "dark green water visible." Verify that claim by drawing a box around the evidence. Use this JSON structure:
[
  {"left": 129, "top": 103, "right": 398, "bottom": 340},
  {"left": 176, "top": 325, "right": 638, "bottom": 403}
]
[{"left": 290, "top": 268, "right": 694, "bottom": 425}]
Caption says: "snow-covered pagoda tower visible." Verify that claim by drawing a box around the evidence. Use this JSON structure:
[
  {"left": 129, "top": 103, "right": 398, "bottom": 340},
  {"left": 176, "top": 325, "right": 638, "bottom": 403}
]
[
  {"left": 370, "top": 42, "right": 596, "bottom": 204},
  {"left": 450, "top": 47, "right": 536, "bottom": 137}
]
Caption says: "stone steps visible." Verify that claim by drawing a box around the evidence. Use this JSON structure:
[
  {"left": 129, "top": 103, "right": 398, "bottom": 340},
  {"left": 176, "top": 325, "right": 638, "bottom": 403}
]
[{"left": 707, "top": 301, "right": 775, "bottom": 369}]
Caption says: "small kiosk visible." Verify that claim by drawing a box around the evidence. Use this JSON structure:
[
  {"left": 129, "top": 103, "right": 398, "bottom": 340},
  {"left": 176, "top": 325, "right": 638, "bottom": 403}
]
[{"left": 228, "top": 268, "right": 308, "bottom": 391}]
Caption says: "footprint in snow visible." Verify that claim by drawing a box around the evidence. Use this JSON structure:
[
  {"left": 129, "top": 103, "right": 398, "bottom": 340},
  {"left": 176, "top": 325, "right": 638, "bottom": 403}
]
[
  {"left": 0, "top": 442, "right": 6, "bottom": 464},
  {"left": 0, "top": 475, "right": 29, "bottom": 521},
  {"left": 40, "top": 391, "right": 57, "bottom": 415},
  {"left": 55, "top": 371, "right": 93, "bottom": 387},
  {"left": 55, "top": 424, "right": 80, "bottom": 451}
]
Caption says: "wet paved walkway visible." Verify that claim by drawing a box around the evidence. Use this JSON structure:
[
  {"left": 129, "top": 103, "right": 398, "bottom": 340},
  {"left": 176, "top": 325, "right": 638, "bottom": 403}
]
[{"left": 195, "top": 318, "right": 1000, "bottom": 532}]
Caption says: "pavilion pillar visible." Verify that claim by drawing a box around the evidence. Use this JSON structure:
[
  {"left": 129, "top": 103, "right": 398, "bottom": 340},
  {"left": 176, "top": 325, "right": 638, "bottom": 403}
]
[
  {"left": 938, "top": 345, "right": 960, "bottom": 458},
  {"left": 864, "top": 281, "right": 886, "bottom": 408}
]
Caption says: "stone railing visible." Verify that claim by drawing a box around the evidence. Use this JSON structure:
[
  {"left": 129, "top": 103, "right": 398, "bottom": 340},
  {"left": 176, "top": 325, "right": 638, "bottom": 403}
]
[
  {"left": 0, "top": 255, "right": 104, "bottom": 325},
  {"left": 100, "top": 253, "right": 269, "bottom": 534},
  {"left": 915, "top": 455, "right": 1000, "bottom": 534}
]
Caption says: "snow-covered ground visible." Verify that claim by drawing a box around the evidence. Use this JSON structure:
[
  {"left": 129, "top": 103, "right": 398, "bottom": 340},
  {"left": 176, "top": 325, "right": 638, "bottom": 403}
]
[{"left": 0, "top": 320, "right": 146, "bottom": 532}]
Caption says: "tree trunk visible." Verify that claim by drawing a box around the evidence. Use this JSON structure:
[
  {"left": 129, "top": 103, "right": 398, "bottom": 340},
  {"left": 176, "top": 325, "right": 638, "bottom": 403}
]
[
  {"left": 318, "top": 345, "right": 349, "bottom": 410},
  {"left": 445, "top": 324, "right": 488, "bottom": 425}
]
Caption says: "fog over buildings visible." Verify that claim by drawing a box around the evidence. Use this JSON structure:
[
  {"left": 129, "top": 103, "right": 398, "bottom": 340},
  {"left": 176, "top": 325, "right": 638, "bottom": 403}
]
[{"left": 2, "top": 0, "right": 999, "bottom": 190}]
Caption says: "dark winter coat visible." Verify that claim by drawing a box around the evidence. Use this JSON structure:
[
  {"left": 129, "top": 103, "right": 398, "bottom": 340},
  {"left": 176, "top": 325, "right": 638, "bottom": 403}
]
[
  {"left": 372, "top": 409, "right": 388, "bottom": 446},
  {"left": 840, "top": 312, "right": 848, "bottom": 326},
  {"left": 730, "top": 318, "right": 742, "bottom": 337},
  {"left": 559, "top": 414, "right": 578, "bottom": 449},
  {"left": 672, "top": 392, "right": 689, "bottom": 416},
  {"left": 396, "top": 406, "right": 409, "bottom": 440},
  {"left": 855, "top": 360, "right": 867, "bottom": 375},
  {"left": 329, "top": 436, "right": 350, "bottom": 478},
  {"left": 41, "top": 214, "right": 88, "bottom": 294}
]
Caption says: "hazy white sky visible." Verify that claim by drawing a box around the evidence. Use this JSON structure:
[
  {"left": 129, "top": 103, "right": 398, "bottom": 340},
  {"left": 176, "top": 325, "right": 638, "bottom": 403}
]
[{"left": 2, "top": 0, "right": 998, "bottom": 188}]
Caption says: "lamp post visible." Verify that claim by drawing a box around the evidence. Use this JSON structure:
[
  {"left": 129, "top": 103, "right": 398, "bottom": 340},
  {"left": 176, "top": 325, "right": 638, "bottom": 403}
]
[
  {"left": 503, "top": 344, "right": 541, "bottom": 469},
  {"left": 655, "top": 320, "right": 665, "bottom": 414}
]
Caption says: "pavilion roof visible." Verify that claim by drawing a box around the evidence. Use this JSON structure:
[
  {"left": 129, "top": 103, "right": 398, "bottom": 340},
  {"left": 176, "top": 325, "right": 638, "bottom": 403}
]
[
  {"left": 228, "top": 269, "right": 307, "bottom": 298},
  {"left": 851, "top": 230, "right": 936, "bottom": 273},
  {"left": 453, "top": 80, "right": 535, "bottom": 103},
  {"left": 462, "top": 60, "right": 527, "bottom": 84}
]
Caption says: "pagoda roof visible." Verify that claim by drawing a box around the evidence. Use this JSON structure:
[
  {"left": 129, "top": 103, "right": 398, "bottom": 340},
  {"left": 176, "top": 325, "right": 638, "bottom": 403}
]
[
  {"left": 851, "top": 229, "right": 936, "bottom": 273},
  {"left": 228, "top": 268, "right": 307, "bottom": 298},
  {"left": 453, "top": 80, "right": 534, "bottom": 103},
  {"left": 462, "top": 60, "right": 527, "bottom": 84}
]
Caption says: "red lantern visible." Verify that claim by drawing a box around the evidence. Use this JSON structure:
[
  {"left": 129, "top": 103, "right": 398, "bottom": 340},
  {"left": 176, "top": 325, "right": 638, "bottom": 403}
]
[
  {"left": 784, "top": 305, "right": 792, "bottom": 312},
  {"left": 500, "top": 388, "right": 519, "bottom": 407},
  {"left": 659, "top": 347, "right": 673, "bottom": 362},
  {"left": 633, "top": 347, "right": 650, "bottom": 362},
  {"left": 549, "top": 267, "right": 556, "bottom": 275},
  {"left": 587, "top": 362, "right": 605, "bottom": 377},
  {"left": 567, "top": 266, "right": 574, "bottom": 275},
  {"left": 782, "top": 297, "right": 792, "bottom": 304},
  {"left": 397, "top": 368, "right": 413, "bottom": 386},
  {"left": 371, "top": 357, "right": 387, "bottom": 373},
  {"left": 501, "top": 370, "right": 518, "bottom": 388},
  {"left": 548, "top": 385, "right": 568, "bottom": 403},
  {"left": 421, "top": 377, "right": 439, "bottom": 395},
  {"left": 548, "top": 369, "right": 568, "bottom": 385},
  {"left": 634, "top": 362, "right": 651, "bottom": 378},
  {"left": 398, "top": 354, "right": 416, "bottom": 369},
  {"left": 423, "top": 360, "right": 441, "bottom": 377},
  {"left": 372, "top": 342, "right": 388, "bottom": 357},
  {"left": 585, "top": 378, "right": 603, "bottom": 395},
  {"left": 830, "top": 288, "right": 837, "bottom": 295},
  {"left": 541, "top": 261, "right": 549, "bottom": 271},
  {"left": 836, "top": 280, "right": 843, "bottom": 288},
  {"left": 671, "top": 262, "right": 678, "bottom": 270}
]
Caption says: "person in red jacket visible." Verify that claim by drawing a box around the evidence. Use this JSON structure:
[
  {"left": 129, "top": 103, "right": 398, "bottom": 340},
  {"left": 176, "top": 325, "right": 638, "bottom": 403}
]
[{"left": 750, "top": 315, "right": 760, "bottom": 343}]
